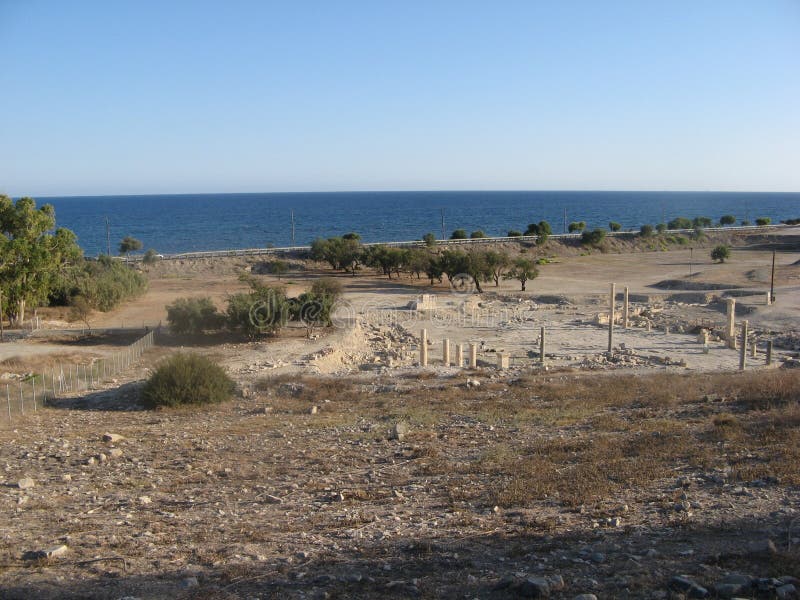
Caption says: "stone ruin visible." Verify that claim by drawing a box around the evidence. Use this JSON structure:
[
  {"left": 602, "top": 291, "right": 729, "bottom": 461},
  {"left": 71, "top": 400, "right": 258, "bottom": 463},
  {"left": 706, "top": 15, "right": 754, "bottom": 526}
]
[{"left": 408, "top": 294, "right": 437, "bottom": 311}]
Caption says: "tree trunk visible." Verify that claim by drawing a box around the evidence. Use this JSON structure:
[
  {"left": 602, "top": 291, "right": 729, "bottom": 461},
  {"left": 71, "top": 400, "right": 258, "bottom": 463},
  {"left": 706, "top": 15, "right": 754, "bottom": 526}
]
[
  {"left": 521, "top": 280, "right": 526, "bottom": 291},
  {"left": 15, "top": 299, "right": 26, "bottom": 327}
]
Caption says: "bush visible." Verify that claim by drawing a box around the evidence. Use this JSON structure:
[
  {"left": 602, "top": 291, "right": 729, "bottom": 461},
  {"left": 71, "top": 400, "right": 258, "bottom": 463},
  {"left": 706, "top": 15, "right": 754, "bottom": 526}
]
[
  {"left": 609, "top": 221, "right": 621, "bottom": 232},
  {"left": 711, "top": 245, "right": 730, "bottom": 263},
  {"left": 52, "top": 255, "right": 147, "bottom": 312},
  {"left": 656, "top": 223, "right": 667, "bottom": 233},
  {"left": 568, "top": 221, "right": 586, "bottom": 233},
  {"left": 639, "top": 224, "right": 655, "bottom": 237},
  {"left": 741, "top": 220, "right": 751, "bottom": 226},
  {"left": 141, "top": 353, "right": 235, "bottom": 408},
  {"left": 581, "top": 228, "right": 606, "bottom": 246},
  {"left": 507, "top": 230, "right": 522, "bottom": 237},
  {"left": 166, "top": 297, "right": 222, "bottom": 335},
  {"left": 668, "top": 217, "right": 693, "bottom": 230},
  {"left": 756, "top": 217, "right": 771, "bottom": 226},
  {"left": 450, "top": 229, "right": 468, "bottom": 240},
  {"left": 720, "top": 215, "right": 736, "bottom": 226},
  {"left": 422, "top": 232, "right": 437, "bottom": 246},
  {"left": 781, "top": 218, "right": 800, "bottom": 225},
  {"left": 525, "top": 221, "right": 552, "bottom": 245},
  {"left": 470, "top": 230, "right": 487, "bottom": 239},
  {"left": 693, "top": 216, "right": 713, "bottom": 228}
]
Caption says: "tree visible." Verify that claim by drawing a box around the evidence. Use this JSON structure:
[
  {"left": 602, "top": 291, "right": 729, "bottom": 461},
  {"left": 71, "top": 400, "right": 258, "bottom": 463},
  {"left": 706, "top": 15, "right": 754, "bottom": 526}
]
[
  {"left": 504, "top": 258, "right": 539, "bottom": 291},
  {"left": 507, "top": 230, "right": 522, "bottom": 237},
  {"left": 405, "top": 248, "right": 431, "bottom": 279},
  {"left": 310, "top": 236, "right": 361, "bottom": 274},
  {"left": 450, "top": 229, "right": 468, "bottom": 240},
  {"left": 609, "top": 221, "right": 621, "bottom": 232},
  {"left": 167, "top": 297, "right": 223, "bottom": 335},
  {"left": 656, "top": 223, "right": 667, "bottom": 233},
  {"left": 119, "top": 236, "right": 143, "bottom": 256},
  {"left": 640, "top": 224, "right": 655, "bottom": 237},
  {"left": 581, "top": 228, "right": 606, "bottom": 246},
  {"left": 470, "top": 230, "right": 487, "bottom": 239},
  {"left": 693, "top": 216, "right": 713, "bottom": 228},
  {"left": 422, "top": 232, "right": 437, "bottom": 247},
  {"left": 525, "top": 221, "right": 552, "bottom": 245},
  {"left": 756, "top": 217, "right": 771, "bottom": 226},
  {"left": 142, "top": 248, "right": 159, "bottom": 266},
  {"left": 342, "top": 232, "right": 361, "bottom": 241},
  {"left": 668, "top": 217, "right": 693, "bottom": 230},
  {"left": 226, "top": 281, "right": 289, "bottom": 337},
  {"left": 0, "top": 196, "right": 83, "bottom": 325},
  {"left": 69, "top": 294, "right": 92, "bottom": 331},
  {"left": 568, "top": 221, "right": 586, "bottom": 233},
  {"left": 720, "top": 215, "right": 736, "bottom": 226},
  {"left": 483, "top": 250, "right": 511, "bottom": 286},
  {"left": 711, "top": 245, "right": 730, "bottom": 263}
]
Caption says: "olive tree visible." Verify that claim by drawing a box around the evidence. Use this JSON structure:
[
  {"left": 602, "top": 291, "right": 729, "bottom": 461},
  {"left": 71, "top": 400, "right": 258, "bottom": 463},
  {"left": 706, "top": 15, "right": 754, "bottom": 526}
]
[{"left": 504, "top": 258, "right": 539, "bottom": 291}]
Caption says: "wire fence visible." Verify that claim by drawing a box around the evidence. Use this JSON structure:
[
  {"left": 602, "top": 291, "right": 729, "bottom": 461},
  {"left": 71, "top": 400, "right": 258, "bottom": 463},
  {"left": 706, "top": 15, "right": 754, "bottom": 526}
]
[{"left": 2, "top": 329, "right": 155, "bottom": 425}]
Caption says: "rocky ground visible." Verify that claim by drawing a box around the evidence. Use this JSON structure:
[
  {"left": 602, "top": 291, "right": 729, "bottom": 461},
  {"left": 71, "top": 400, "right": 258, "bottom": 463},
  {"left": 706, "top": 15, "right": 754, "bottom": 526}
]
[{"left": 0, "top": 369, "right": 798, "bottom": 599}]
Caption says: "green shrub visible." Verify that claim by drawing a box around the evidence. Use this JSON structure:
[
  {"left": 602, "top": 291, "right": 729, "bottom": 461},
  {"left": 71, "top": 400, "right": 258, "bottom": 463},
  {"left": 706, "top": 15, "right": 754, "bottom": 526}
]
[
  {"left": 507, "top": 229, "right": 522, "bottom": 237},
  {"left": 756, "top": 217, "right": 771, "bottom": 226},
  {"left": 422, "top": 232, "right": 437, "bottom": 246},
  {"left": 711, "top": 245, "right": 730, "bottom": 263},
  {"left": 141, "top": 353, "right": 235, "bottom": 408},
  {"left": 693, "top": 216, "right": 713, "bottom": 228},
  {"left": 668, "top": 217, "right": 693, "bottom": 230},
  {"left": 450, "top": 229, "right": 468, "bottom": 240},
  {"left": 640, "top": 224, "right": 655, "bottom": 237},
  {"left": 52, "top": 255, "right": 147, "bottom": 312},
  {"left": 656, "top": 223, "right": 667, "bottom": 233},
  {"left": 741, "top": 220, "right": 751, "bottom": 226},
  {"left": 581, "top": 228, "right": 606, "bottom": 246},
  {"left": 720, "top": 215, "right": 736, "bottom": 226},
  {"left": 166, "top": 297, "right": 222, "bottom": 335},
  {"left": 568, "top": 221, "right": 586, "bottom": 233},
  {"left": 609, "top": 221, "right": 621, "bottom": 232},
  {"left": 470, "top": 230, "right": 487, "bottom": 239}
]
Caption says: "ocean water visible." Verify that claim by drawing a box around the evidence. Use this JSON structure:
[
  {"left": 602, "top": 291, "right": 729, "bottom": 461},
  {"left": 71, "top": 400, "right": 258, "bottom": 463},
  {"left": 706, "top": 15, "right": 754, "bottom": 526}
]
[{"left": 39, "top": 190, "right": 800, "bottom": 256}]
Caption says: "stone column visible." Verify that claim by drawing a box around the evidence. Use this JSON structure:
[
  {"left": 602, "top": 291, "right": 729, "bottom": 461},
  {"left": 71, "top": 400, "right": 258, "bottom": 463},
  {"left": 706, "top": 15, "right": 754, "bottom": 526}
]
[
  {"left": 739, "top": 320, "right": 748, "bottom": 371},
  {"left": 455, "top": 344, "right": 464, "bottom": 368},
  {"left": 497, "top": 352, "right": 508, "bottom": 369},
  {"left": 539, "top": 326, "right": 546, "bottom": 364},
  {"left": 623, "top": 287, "right": 629, "bottom": 329},
  {"left": 443, "top": 339, "right": 450, "bottom": 366},
  {"left": 469, "top": 344, "right": 477, "bottom": 369},
  {"left": 726, "top": 298, "right": 736, "bottom": 349},
  {"left": 766, "top": 292, "right": 772, "bottom": 306},
  {"left": 608, "top": 283, "right": 615, "bottom": 353},
  {"left": 750, "top": 341, "right": 757, "bottom": 358},
  {"left": 419, "top": 329, "right": 428, "bottom": 367}
]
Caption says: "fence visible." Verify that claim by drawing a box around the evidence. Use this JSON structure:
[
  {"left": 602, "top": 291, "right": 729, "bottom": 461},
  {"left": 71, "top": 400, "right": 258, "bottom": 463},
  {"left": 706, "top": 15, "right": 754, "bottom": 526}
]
[{"left": 2, "top": 329, "right": 155, "bottom": 424}]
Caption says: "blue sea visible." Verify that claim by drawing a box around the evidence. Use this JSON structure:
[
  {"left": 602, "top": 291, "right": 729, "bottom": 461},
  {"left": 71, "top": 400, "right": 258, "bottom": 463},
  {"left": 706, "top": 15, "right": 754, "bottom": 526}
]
[{"left": 39, "top": 191, "right": 800, "bottom": 256}]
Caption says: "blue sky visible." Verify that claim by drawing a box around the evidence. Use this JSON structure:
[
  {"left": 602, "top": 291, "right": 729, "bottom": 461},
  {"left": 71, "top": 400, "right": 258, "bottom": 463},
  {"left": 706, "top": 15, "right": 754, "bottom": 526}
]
[{"left": 1, "top": 0, "right": 798, "bottom": 196}]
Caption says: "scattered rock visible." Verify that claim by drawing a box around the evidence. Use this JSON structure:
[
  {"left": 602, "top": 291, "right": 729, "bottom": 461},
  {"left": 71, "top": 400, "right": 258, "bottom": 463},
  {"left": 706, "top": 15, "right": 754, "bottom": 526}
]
[
  {"left": 17, "top": 477, "right": 35, "bottom": 490},
  {"left": 777, "top": 584, "right": 797, "bottom": 599},
  {"left": 22, "top": 545, "right": 68, "bottom": 561},
  {"left": 390, "top": 421, "right": 409, "bottom": 441},
  {"left": 109, "top": 448, "right": 123, "bottom": 459},
  {"left": 573, "top": 595, "right": 598, "bottom": 600},
  {"left": 309, "top": 405, "right": 319, "bottom": 415},
  {"left": 102, "top": 433, "right": 125, "bottom": 443},
  {"left": 518, "top": 576, "right": 551, "bottom": 597}
]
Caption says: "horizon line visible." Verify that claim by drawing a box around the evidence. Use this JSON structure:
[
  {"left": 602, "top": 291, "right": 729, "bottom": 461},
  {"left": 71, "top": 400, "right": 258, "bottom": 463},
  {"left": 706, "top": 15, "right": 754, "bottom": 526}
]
[{"left": 22, "top": 188, "right": 800, "bottom": 200}]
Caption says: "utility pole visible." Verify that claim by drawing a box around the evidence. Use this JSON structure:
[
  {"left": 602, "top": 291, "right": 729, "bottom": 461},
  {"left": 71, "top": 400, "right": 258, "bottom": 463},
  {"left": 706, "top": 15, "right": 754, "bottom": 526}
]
[
  {"left": 441, "top": 208, "right": 446, "bottom": 240},
  {"left": 0, "top": 288, "right": 4, "bottom": 342},
  {"left": 770, "top": 250, "right": 776, "bottom": 304},
  {"left": 563, "top": 207, "right": 567, "bottom": 234},
  {"left": 105, "top": 216, "right": 111, "bottom": 256},
  {"left": 689, "top": 247, "right": 693, "bottom": 277},
  {"left": 291, "top": 210, "right": 296, "bottom": 246}
]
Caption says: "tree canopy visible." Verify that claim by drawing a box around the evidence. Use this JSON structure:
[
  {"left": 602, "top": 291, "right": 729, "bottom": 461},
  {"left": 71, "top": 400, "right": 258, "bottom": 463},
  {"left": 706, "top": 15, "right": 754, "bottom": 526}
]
[{"left": 0, "top": 195, "right": 82, "bottom": 325}]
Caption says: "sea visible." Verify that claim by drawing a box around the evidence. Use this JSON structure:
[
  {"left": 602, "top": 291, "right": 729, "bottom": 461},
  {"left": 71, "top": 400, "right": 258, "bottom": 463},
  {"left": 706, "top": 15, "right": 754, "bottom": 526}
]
[{"left": 38, "top": 191, "right": 800, "bottom": 256}]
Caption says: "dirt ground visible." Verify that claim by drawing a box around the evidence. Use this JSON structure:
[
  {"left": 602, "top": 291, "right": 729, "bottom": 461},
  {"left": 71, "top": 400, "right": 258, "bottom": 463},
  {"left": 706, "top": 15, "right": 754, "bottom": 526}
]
[{"left": 1, "top": 229, "right": 799, "bottom": 598}]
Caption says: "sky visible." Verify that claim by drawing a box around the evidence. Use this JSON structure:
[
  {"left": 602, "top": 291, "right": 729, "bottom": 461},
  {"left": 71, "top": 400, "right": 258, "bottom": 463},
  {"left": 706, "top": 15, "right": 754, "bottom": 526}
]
[{"left": 1, "top": 0, "right": 799, "bottom": 196}]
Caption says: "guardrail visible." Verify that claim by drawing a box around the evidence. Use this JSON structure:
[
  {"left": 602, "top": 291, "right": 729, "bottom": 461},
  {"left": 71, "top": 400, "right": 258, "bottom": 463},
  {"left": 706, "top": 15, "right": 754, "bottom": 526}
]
[{"left": 125, "top": 224, "right": 786, "bottom": 262}]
